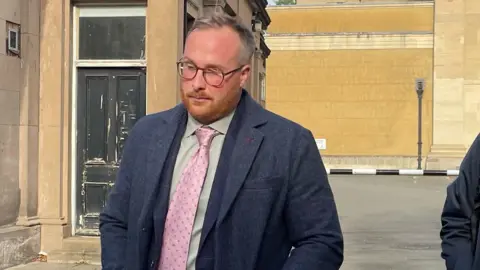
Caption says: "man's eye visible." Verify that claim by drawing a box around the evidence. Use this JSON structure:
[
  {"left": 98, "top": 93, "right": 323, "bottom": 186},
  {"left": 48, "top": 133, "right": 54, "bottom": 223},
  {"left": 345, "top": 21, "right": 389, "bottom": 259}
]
[{"left": 185, "top": 64, "right": 196, "bottom": 70}]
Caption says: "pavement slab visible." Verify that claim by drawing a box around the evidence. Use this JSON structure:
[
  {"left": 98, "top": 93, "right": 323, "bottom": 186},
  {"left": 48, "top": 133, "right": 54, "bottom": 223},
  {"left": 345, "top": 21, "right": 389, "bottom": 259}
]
[
  {"left": 7, "top": 262, "right": 100, "bottom": 270},
  {"left": 331, "top": 175, "right": 452, "bottom": 270},
  {"left": 7, "top": 175, "right": 454, "bottom": 270}
]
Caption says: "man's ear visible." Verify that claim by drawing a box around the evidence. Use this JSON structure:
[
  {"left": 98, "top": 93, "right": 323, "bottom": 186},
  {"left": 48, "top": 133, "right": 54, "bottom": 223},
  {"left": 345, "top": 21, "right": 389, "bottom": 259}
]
[{"left": 239, "top": 65, "right": 251, "bottom": 88}]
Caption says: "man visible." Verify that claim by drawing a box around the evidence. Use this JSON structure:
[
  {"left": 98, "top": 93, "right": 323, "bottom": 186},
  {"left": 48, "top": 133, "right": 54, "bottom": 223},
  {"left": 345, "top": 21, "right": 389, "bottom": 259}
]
[
  {"left": 100, "top": 12, "right": 343, "bottom": 270},
  {"left": 440, "top": 134, "right": 480, "bottom": 270}
]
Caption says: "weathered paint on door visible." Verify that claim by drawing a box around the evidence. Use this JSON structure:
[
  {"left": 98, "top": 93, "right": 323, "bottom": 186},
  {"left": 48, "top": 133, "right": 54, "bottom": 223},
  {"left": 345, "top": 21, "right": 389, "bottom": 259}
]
[{"left": 76, "top": 68, "right": 146, "bottom": 235}]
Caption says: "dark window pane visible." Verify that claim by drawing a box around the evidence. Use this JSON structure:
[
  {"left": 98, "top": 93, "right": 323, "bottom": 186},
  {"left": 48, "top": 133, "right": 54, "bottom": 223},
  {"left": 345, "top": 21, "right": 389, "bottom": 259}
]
[
  {"left": 79, "top": 16, "right": 145, "bottom": 60},
  {"left": 9, "top": 31, "right": 17, "bottom": 48},
  {"left": 116, "top": 76, "right": 140, "bottom": 161},
  {"left": 84, "top": 183, "right": 107, "bottom": 214},
  {"left": 85, "top": 76, "right": 108, "bottom": 162}
]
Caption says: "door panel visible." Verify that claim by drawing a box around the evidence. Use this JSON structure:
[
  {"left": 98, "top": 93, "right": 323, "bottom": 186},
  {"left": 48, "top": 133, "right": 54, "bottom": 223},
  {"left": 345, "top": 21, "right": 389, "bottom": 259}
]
[
  {"left": 76, "top": 68, "right": 146, "bottom": 235},
  {"left": 86, "top": 76, "right": 108, "bottom": 162}
]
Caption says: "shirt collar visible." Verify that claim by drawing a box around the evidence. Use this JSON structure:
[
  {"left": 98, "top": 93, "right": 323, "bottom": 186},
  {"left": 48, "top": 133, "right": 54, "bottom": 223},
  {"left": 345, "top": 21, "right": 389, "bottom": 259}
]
[{"left": 184, "top": 109, "right": 236, "bottom": 138}]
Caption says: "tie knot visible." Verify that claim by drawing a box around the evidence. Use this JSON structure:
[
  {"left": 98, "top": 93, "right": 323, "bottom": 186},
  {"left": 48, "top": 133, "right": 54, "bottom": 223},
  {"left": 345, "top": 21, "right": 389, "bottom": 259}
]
[{"left": 195, "top": 126, "right": 217, "bottom": 148}]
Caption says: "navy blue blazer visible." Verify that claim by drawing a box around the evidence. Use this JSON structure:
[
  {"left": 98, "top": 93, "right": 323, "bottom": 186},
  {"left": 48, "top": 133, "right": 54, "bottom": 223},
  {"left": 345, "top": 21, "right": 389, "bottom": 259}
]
[
  {"left": 441, "top": 133, "right": 480, "bottom": 270},
  {"left": 99, "top": 90, "right": 344, "bottom": 270}
]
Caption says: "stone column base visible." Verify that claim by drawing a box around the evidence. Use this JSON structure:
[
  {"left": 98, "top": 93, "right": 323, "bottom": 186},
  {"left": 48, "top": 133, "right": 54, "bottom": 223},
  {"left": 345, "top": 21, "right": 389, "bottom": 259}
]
[
  {"left": 426, "top": 144, "right": 467, "bottom": 170},
  {"left": 39, "top": 219, "right": 69, "bottom": 252}
]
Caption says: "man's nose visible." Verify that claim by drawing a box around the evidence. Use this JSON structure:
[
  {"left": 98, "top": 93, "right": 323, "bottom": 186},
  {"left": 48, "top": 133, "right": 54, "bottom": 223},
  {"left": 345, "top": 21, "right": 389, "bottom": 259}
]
[{"left": 192, "top": 70, "right": 206, "bottom": 90}]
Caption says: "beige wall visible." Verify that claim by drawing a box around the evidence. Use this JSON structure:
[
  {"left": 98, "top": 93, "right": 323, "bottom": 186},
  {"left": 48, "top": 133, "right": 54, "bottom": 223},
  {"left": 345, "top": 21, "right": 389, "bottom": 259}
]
[
  {"left": 267, "top": 3, "right": 433, "bottom": 33},
  {"left": 267, "top": 1, "right": 480, "bottom": 169},
  {"left": 267, "top": 48, "right": 433, "bottom": 157},
  {"left": 265, "top": 3, "right": 434, "bottom": 168}
]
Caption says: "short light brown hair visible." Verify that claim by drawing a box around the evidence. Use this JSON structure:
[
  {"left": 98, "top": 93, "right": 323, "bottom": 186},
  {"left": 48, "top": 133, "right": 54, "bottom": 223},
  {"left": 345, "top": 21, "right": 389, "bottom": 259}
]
[{"left": 188, "top": 12, "right": 256, "bottom": 65}]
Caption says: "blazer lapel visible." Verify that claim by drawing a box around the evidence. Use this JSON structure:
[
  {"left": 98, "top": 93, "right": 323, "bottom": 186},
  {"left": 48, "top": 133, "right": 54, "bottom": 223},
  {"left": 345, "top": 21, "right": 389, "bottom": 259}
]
[
  {"left": 138, "top": 106, "right": 186, "bottom": 237},
  {"left": 216, "top": 92, "right": 267, "bottom": 225},
  {"left": 198, "top": 103, "right": 243, "bottom": 251}
]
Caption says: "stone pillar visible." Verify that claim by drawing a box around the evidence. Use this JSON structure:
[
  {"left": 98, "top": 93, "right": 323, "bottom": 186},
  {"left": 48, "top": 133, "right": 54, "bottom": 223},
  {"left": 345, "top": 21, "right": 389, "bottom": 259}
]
[
  {"left": 462, "top": 0, "right": 480, "bottom": 145},
  {"left": 37, "top": 0, "right": 70, "bottom": 252},
  {"left": 17, "top": 0, "right": 40, "bottom": 227},
  {"left": 427, "top": 0, "right": 467, "bottom": 169},
  {"left": 249, "top": 29, "right": 264, "bottom": 103},
  {"left": 146, "top": 0, "right": 185, "bottom": 113},
  {"left": 252, "top": 50, "right": 265, "bottom": 102}
]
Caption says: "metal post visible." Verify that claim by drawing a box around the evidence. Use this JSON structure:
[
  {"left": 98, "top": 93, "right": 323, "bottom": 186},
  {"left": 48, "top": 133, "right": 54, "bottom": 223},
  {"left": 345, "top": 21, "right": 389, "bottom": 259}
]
[{"left": 415, "top": 78, "right": 425, "bottom": 170}]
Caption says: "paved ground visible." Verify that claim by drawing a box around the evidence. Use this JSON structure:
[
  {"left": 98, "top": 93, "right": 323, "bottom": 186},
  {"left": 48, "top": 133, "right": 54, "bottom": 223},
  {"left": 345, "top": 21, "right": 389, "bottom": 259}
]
[
  {"left": 8, "top": 175, "right": 453, "bottom": 270},
  {"left": 333, "top": 175, "right": 452, "bottom": 270},
  {"left": 7, "top": 263, "right": 100, "bottom": 270}
]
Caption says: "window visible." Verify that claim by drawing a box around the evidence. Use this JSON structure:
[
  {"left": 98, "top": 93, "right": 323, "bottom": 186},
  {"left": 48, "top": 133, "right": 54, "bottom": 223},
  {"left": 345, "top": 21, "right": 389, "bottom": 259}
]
[
  {"left": 6, "top": 21, "right": 20, "bottom": 57},
  {"left": 8, "top": 29, "right": 18, "bottom": 50},
  {"left": 78, "top": 7, "right": 146, "bottom": 60}
]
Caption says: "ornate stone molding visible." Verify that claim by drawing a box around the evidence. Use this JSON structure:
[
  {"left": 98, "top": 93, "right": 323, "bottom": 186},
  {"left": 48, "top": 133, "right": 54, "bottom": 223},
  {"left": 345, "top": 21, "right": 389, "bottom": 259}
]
[
  {"left": 203, "top": 0, "right": 226, "bottom": 6},
  {"left": 188, "top": 0, "right": 200, "bottom": 11},
  {"left": 249, "top": 0, "right": 271, "bottom": 30},
  {"left": 187, "top": 0, "right": 200, "bottom": 17},
  {"left": 267, "top": 1, "right": 433, "bottom": 10},
  {"left": 260, "top": 36, "right": 271, "bottom": 58},
  {"left": 265, "top": 32, "right": 433, "bottom": 50}
]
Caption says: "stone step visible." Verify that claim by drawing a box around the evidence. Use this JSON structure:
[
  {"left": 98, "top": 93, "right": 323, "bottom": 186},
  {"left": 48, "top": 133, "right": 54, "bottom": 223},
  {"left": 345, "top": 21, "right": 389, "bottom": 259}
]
[
  {"left": 62, "top": 236, "right": 100, "bottom": 253},
  {"left": 44, "top": 237, "right": 100, "bottom": 265}
]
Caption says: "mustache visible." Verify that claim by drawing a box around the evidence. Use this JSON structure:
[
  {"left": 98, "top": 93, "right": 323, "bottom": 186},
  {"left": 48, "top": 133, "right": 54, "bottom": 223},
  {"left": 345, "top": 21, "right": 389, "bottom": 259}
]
[{"left": 184, "top": 90, "right": 211, "bottom": 99}]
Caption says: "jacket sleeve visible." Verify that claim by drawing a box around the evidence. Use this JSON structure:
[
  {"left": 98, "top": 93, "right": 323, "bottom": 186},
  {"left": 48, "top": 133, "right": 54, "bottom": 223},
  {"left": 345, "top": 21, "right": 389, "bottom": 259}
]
[
  {"left": 282, "top": 128, "right": 344, "bottom": 270},
  {"left": 440, "top": 133, "right": 480, "bottom": 270},
  {"left": 99, "top": 121, "right": 142, "bottom": 270}
]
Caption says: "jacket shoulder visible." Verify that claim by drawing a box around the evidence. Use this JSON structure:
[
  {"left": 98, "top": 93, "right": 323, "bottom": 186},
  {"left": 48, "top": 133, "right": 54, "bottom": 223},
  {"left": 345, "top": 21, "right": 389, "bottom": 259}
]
[
  {"left": 128, "top": 106, "right": 181, "bottom": 140},
  {"left": 262, "top": 109, "right": 311, "bottom": 137},
  {"left": 467, "top": 133, "right": 480, "bottom": 158}
]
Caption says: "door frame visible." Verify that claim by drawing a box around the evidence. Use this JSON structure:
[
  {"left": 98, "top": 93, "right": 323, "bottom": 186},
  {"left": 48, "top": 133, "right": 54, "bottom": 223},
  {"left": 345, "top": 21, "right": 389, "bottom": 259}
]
[{"left": 70, "top": 5, "right": 147, "bottom": 236}]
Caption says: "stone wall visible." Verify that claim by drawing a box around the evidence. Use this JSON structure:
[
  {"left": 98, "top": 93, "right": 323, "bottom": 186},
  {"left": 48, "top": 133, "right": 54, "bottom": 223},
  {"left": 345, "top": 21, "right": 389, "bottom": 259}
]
[
  {"left": 265, "top": 2, "right": 434, "bottom": 168},
  {"left": 427, "top": 0, "right": 480, "bottom": 169},
  {"left": 0, "top": 0, "right": 21, "bottom": 229},
  {"left": 0, "top": 0, "right": 41, "bottom": 268}
]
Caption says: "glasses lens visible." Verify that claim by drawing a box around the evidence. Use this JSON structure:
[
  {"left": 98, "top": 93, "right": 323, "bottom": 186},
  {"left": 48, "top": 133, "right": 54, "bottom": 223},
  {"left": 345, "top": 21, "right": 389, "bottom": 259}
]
[
  {"left": 178, "top": 62, "right": 197, "bottom": 79},
  {"left": 204, "top": 71, "right": 224, "bottom": 86}
]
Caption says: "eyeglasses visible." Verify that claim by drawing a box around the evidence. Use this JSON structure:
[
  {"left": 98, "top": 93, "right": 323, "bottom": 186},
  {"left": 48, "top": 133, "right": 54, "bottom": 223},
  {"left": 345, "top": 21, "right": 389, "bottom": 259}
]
[{"left": 177, "top": 61, "right": 243, "bottom": 87}]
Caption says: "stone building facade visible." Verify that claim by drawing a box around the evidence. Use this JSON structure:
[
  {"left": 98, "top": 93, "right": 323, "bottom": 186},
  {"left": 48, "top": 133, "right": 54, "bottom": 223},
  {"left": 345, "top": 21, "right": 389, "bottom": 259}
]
[
  {"left": 265, "top": 0, "right": 480, "bottom": 170},
  {"left": 0, "top": 0, "right": 270, "bottom": 268}
]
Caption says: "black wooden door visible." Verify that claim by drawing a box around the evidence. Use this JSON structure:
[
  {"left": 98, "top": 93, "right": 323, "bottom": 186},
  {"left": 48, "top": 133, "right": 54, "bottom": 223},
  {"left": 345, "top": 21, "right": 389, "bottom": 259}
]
[{"left": 76, "top": 68, "right": 146, "bottom": 235}]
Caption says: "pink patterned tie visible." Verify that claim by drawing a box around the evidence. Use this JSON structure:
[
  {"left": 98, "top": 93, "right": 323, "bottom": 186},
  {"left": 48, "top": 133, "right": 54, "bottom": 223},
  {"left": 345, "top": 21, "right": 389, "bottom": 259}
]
[{"left": 158, "top": 126, "right": 218, "bottom": 270}]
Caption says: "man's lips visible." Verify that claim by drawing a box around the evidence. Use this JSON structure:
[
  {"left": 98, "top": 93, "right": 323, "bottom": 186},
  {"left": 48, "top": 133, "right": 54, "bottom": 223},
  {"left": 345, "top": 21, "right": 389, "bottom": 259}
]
[{"left": 188, "top": 95, "right": 211, "bottom": 101}]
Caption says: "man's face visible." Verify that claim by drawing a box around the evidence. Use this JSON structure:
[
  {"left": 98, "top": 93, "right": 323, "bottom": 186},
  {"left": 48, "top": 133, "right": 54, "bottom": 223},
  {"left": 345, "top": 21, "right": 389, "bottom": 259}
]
[{"left": 180, "top": 26, "right": 251, "bottom": 124}]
